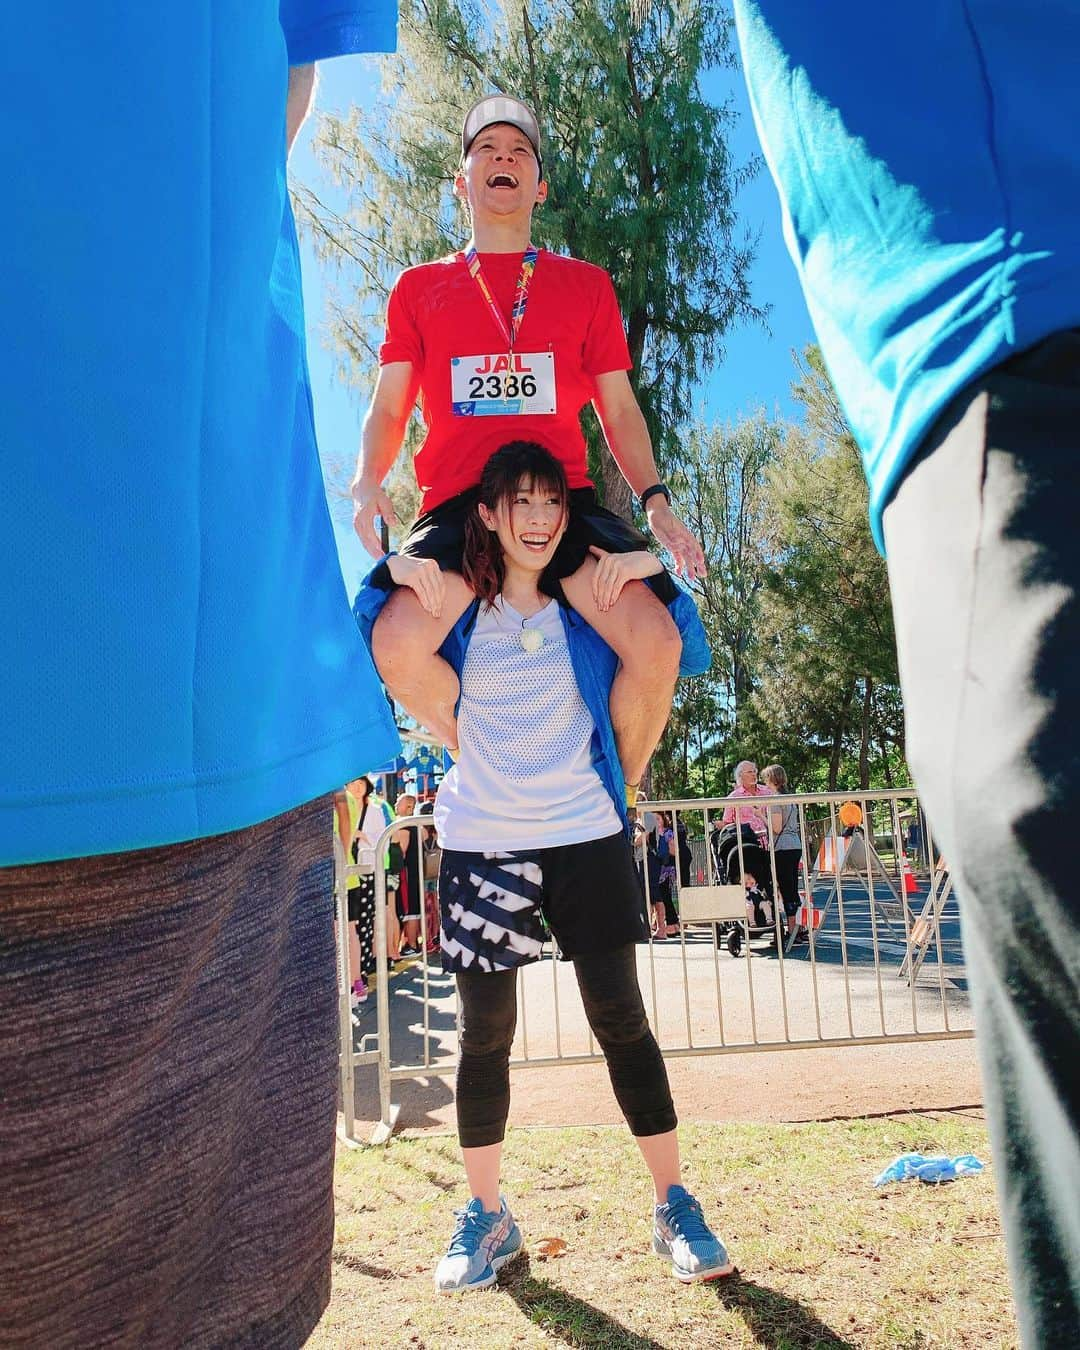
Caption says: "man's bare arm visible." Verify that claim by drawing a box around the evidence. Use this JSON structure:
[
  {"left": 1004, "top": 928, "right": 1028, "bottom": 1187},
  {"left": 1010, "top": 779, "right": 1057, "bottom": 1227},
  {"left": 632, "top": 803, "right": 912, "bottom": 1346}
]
[
  {"left": 286, "top": 63, "right": 316, "bottom": 153},
  {"left": 593, "top": 370, "right": 706, "bottom": 579},
  {"left": 350, "top": 361, "right": 421, "bottom": 557},
  {"left": 592, "top": 369, "right": 664, "bottom": 495}
]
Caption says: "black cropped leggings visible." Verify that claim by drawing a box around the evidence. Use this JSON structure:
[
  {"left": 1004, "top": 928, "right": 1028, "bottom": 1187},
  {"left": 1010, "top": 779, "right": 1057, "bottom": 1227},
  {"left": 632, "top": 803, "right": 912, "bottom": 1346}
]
[
  {"left": 454, "top": 944, "right": 676, "bottom": 1148},
  {"left": 773, "top": 848, "right": 803, "bottom": 918}
]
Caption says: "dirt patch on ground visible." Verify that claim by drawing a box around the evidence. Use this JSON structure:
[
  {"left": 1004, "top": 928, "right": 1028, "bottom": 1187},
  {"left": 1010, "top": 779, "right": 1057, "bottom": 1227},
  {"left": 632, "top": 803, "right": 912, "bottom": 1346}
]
[{"left": 346, "top": 1036, "right": 985, "bottom": 1141}]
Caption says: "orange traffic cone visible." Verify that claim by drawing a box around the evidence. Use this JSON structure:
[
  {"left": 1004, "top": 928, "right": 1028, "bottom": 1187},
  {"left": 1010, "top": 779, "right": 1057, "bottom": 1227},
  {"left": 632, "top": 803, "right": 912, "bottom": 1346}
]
[
  {"left": 816, "top": 834, "right": 843, "bottom": 873},
  {"left": 900, "top": 852, "right": 918, "bottom": 895}
]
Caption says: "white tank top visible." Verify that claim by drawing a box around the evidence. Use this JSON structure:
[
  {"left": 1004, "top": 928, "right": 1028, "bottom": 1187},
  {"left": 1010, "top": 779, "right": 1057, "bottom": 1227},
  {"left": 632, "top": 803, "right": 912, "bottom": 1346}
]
[{"left": 434, "top": 598, "right": 622, "bottom": 851}]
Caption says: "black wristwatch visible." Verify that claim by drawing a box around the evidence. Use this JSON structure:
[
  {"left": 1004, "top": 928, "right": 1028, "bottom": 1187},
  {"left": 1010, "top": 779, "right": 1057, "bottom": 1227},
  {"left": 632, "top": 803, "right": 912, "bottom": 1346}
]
[{"left": 639, "top": 482, "right": 671, "bottom": 511}]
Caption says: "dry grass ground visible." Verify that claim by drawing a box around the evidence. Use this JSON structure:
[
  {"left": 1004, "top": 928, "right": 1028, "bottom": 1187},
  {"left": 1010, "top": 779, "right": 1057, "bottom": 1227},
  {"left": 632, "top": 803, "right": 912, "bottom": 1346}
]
[{"left": 310, "top": 1113, "right": 1016, "bottom": 1349}]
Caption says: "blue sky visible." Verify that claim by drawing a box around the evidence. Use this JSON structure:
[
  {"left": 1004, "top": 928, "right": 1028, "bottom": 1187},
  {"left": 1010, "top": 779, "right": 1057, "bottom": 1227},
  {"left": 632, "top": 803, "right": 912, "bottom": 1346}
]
[{"left": 290, "top": 52, "right": 815, "bottom": 591}]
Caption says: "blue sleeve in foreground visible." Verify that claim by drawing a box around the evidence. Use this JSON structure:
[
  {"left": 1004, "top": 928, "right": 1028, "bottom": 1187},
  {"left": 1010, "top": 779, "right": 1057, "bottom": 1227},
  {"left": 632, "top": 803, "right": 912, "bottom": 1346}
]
[{"left": 280, "top": 0, "right": 397, "bottom": 63}]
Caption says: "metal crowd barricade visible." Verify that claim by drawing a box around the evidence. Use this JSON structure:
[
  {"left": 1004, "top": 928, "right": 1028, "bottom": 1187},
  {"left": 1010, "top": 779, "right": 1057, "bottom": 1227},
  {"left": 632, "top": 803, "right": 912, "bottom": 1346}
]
[
  {"left": 336, "top": 792, "right": 974, "bottom": 1146},
  {"left": 336, "top": 816, "right": 410, "bottom": 1145}
]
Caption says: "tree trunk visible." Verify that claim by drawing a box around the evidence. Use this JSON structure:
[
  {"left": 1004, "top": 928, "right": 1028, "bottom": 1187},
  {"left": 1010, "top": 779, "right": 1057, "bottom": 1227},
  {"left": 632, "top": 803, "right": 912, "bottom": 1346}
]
[
  {"left": 600, "top": 448, "right": 634, "bottom": 522},
  {"left": 828, "top": 681, "right": 855, "bottom": 791},
  {"left": 877, "top": 735, "right": 894, "bottom": 787},
  {"left": 599, "top": 300, "right": 648, "bottom": 524},
  {"left": 859, "top": 677, "right": 874, "bottom": 789},
  {"left": 731, "top": 629, "right": 755, "bottom": 743}
]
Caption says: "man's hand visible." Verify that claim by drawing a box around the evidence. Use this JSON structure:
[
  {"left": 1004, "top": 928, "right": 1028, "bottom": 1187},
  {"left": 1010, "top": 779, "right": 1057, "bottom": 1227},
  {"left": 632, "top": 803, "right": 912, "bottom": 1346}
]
[
  {"left": 590, "top": 371, "right": 708, "bottom": 580},
  {"left": 351, "top": 479, "right": 398, "bottom": 558},
  {"left": 588, "top": 546, "right": 663, "bottom": 612},
  {"left": 352, "top": 363, "right": 418, "bottom": 555},
  {"left": 645, "top": 499, "right": 707, "bottom": 580},
  {"left": 385, "top": 554, "right": 446, "bottom": 618}
]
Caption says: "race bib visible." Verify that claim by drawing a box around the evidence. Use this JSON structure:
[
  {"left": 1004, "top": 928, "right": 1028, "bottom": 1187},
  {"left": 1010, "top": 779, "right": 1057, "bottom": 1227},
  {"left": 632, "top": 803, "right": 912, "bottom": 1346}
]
[{"left": 450, "top": 351, "right": 556, "bottom": 417}]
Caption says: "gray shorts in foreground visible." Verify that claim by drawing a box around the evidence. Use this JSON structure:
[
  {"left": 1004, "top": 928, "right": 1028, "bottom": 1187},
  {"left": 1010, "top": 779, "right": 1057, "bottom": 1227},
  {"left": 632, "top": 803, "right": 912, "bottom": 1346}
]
[{"left": 0, "top": 795, "right": 338, "bottom": 1349}]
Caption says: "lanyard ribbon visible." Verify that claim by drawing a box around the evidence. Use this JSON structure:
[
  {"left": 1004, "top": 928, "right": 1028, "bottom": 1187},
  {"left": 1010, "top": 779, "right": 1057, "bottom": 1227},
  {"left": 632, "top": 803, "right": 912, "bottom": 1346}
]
[{"left": 463, "top": 243, "right": 539, "bottom": 351}]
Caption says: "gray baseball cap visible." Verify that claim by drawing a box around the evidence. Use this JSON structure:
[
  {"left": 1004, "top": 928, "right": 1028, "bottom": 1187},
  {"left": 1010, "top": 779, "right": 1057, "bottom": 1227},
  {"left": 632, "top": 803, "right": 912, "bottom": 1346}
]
[{"left": 461, "top": 95, "right": 543, "bottom": 177}]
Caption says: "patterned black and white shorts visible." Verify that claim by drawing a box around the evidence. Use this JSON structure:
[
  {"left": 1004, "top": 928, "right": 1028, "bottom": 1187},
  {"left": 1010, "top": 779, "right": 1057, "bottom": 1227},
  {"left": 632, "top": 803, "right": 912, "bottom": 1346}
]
[{"left": 438, "top": 830, "right": 647, "bottom": 973}]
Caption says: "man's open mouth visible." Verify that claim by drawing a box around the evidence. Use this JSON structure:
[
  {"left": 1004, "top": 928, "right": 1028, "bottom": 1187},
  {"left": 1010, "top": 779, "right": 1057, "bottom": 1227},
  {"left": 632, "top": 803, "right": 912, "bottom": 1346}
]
[{"left": 487, "top": 172, "right": 519, "bottom": 188}]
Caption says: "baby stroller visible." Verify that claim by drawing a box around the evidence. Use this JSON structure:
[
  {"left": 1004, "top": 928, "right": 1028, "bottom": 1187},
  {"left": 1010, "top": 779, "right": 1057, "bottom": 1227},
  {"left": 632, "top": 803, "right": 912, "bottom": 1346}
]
[{"left": 710, "top": 822, "right": 779, "bottom": 957}]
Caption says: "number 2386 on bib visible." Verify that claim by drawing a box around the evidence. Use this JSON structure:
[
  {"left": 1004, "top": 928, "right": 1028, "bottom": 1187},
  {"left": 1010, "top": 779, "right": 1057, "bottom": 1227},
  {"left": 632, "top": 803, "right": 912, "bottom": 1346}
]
[{"left": 451, "top": 352, "right": 556, "bottom": 417}]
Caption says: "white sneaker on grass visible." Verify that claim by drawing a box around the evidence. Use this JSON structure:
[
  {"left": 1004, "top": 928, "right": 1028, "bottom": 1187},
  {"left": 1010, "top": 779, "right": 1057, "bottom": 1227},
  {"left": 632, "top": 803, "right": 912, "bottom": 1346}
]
[
  {"left": 434, "top": 1196, "right": 523, "bottom": 1292},
  {"left": 653, "top": 1184, "right": 734, "bottom": 1282}
]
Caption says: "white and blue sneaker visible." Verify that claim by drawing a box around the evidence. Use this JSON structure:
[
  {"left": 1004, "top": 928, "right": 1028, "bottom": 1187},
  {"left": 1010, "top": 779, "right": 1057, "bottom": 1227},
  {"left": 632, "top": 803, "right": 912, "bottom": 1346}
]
[
  {"left": 653, "top": 1185, "right": 734, "bottom": 1282},
  {"left": 434, "top": 1196, "right": 523, "bottom": 1292}
]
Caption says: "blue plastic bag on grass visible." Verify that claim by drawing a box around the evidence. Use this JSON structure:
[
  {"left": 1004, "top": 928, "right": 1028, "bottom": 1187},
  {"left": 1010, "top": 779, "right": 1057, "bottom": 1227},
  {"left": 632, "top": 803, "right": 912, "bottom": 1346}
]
[{"left": 873, "top": 1152, "right": 985, "bottom": 1187}]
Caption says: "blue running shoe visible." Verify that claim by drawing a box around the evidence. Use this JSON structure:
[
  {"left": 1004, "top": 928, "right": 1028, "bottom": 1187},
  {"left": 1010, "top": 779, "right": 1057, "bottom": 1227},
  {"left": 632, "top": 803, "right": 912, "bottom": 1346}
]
[
  {"left": 434, "top": 1196, "right": 523, "bottom": 1292},
  {"left": 653, "top": 1185, "right": 734, "bottom": 1282}
]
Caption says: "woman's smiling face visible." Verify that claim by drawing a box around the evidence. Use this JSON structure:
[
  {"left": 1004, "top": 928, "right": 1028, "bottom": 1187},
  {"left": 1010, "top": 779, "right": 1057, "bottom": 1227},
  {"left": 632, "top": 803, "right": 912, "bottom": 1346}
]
[{"left": 479, "top": 476, "right": 568, "bottom": 575}]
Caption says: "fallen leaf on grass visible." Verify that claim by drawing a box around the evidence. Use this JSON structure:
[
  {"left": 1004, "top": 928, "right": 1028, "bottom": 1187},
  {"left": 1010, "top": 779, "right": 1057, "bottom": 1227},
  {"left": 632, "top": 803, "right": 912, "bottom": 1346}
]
[{"left": 535, "top": 1237, "right": 568, "bottom": 1259}]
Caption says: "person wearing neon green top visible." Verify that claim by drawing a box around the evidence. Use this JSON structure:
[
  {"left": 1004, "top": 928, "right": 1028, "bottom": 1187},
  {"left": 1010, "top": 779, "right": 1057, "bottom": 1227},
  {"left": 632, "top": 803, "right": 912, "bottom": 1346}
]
[{"left": 336, "top": 775, "right": 387, "bottom": 1004}]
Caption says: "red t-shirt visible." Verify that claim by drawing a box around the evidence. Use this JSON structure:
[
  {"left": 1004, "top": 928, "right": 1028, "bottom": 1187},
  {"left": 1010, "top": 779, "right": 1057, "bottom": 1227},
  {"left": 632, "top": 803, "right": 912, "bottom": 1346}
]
[{"left": 379, "top": 249, "right": 632, "bottom": 513}]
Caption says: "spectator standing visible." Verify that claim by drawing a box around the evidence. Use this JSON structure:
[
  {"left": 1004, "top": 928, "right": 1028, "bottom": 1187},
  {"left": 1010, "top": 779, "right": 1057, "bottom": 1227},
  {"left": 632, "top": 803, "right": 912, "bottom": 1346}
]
[
  {"left": 906, "top": 814, "right": 924, "bottom": 865},
  {"left": 655, "top": 812, "right": 682, "bottom": 937},
  {"left": 404, "top": 744, "right": 442, "bottom": 796},
  {"left": 335, "top": 780, "right": 371, "bottom": 1003},
  {"left": 349, "top": 775, "right": 387, "bottom": 982},
  {"left": 382, "top": 813, "right": 403, "bottom": 965},
  {"left": 761, "top": 765, "right": 804, "bottom": 937},
  {"left": 721, "top": 761, "right": 769, "bottom": 844},
  {"left": 419, "top": 800, "right": 442, "bottom": 954},
  {"left": 635, "top": 818, "right": 669, "bottom": 940},
  {"left": 393, "top": 791, "right": 423, "bottom": 955}
]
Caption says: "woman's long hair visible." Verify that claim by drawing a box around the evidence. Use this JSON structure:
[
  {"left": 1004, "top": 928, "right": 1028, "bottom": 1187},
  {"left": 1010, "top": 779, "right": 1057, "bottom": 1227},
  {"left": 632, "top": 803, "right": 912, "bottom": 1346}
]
[{"left": 462, "top": 441, "right": 569, "bottom": 607}]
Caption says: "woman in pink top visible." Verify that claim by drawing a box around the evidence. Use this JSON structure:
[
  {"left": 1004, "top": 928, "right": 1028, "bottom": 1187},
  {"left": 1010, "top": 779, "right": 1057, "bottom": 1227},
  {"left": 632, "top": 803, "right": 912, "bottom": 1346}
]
[{"left": 721, "top": 760, "right": 769, "bottom": 844}]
